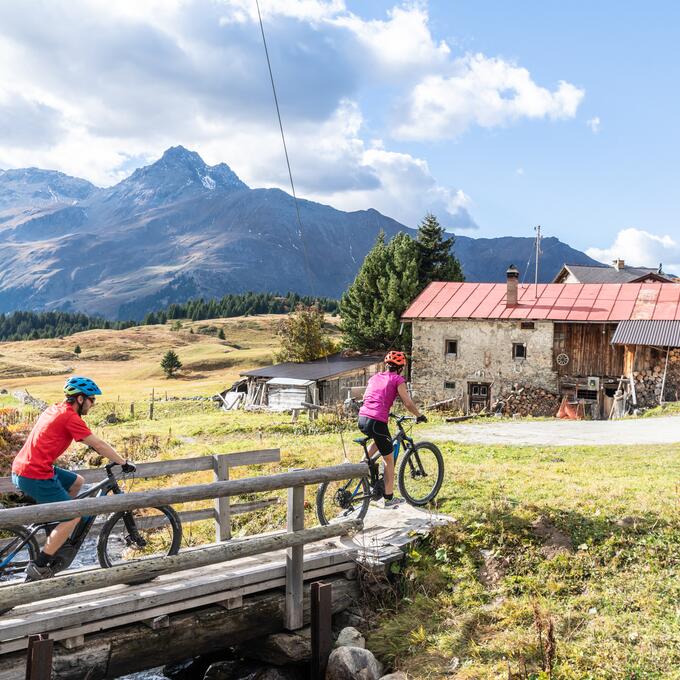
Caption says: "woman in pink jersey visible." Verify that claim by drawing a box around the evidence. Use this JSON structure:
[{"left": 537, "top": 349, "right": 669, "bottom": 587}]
[{"left": 358, "top": 351, "right": 426, "bottom": 507}]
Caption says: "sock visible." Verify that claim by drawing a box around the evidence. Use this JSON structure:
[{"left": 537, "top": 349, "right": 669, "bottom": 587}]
[
  {"left": 35, "top": 551, "right": 51, "bottom": 567},
  {"left": 384, "top": 493, "right": 393, "bottom": 501}
]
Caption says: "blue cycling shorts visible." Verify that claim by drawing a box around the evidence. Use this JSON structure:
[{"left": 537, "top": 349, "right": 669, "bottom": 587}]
[{"left": 11, "top": 466, "right": 78, "bottom": 504}]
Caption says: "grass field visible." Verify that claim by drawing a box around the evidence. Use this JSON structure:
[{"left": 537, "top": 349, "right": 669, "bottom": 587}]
[
  {"left": 0, "top": 315, "right": 339, "bottom": 402},
  {"left": 1, "top": 319, "right": 680, "bottom": 678}
]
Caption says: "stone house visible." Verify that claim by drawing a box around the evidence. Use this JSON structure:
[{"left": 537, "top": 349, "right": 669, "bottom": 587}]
[
  {"left": 402, "top": 268, "right": 680, "bottom": 417},
  {"left": 553, "top": 259, "right": 674, "bottom": 284}
]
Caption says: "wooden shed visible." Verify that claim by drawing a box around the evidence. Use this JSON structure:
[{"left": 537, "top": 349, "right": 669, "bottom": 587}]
[{"left": 237, "top": 353, "right": 384, "bottom": 410}]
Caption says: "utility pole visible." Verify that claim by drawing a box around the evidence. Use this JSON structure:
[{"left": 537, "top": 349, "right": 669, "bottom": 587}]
[{"left": 534, "top": 225, "right": 542, "bottom": 297}]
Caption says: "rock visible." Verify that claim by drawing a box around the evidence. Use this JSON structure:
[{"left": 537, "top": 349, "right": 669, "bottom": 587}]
[
  {"left": 379, "top": 674, "right": 408, "bottom": 680},
  {"left": 325, "top": 646, "right": 383, "bottom": 680},
  {"left": 333, "top": 609, "right": 366, "bottom": 632},
  {"left": 0, "top": 388, "right": 7, "bottom": 394},
  {"left": 244, "top": 629, "right": 311, "bottom": 665},
  {"left": 204, "top": 660, "right": 240, "bottom": 679},
  {"left": 335, "top": 627, "right": 365, "bottom": 649}
]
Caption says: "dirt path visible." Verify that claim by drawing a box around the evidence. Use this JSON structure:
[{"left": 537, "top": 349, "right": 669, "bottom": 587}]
[{"left": 421, "top": 415, "right": 680, "bottom": 446}]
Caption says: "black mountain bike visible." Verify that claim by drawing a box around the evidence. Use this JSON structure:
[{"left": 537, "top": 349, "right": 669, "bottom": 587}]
[
  {"left": 0, "top": 462, "right": 182, "bottom": 583},
  {"left": 316, "top": 414, "right": 444, "bottom": 525}
]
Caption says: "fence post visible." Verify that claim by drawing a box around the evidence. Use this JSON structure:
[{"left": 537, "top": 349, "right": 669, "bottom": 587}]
[
  {"left": 285, "top": 483, "right": 305, "bottom": 630},
  {"left": 213, "top": 454, "right": 231, "bottom": 541},
  {"left": 25, "top": 633, "right": 53, "bottom": 680},
  {"left": 310, "top": 581, "right": 333, "bottom": 679}
]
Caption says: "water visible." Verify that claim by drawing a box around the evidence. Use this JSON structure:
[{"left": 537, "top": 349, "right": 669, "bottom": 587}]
[{"left": 115, "top": 670, "right": 166, "bottom": 680}]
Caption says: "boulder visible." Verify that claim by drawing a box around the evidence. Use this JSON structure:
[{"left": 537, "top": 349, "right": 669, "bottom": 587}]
[
  {"left": 325, "top": 647, "right": 383, "bottom": 680},
  {"left": 335, "top": 627, "right": 365, "bottom": 649},
  {"left": 379, "top": 673, "right": 408, "bottom": 680},
  {"left": 243, "top": 629, "right": 311, "bottom": 665}
]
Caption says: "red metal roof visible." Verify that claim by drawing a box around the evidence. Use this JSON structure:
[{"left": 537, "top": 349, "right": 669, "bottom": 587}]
[{"left": 402, "top": 282, "right": 680, "bottom": 322}]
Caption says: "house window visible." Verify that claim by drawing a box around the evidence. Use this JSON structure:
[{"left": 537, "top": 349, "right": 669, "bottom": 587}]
[
  {"left": 520, "top": 321, "right": 535, "bottom": 330},
  {"left": 512, "top": 343, "right": 527, "bottom": 360},
  {"left": 445, "top": 339, "right": 458, "bottom": 356},
  {"left": 444, "top": 380, "right": 456, "bottom": 390}
]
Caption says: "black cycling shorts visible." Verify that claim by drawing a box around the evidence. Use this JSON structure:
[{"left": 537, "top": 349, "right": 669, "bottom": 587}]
[{"left": 357, "top": 416, "right": 394, "bottom": 457}]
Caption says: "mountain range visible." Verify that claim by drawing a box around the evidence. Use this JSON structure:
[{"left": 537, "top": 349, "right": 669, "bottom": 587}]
[{"left": 0, "top": 146, "right": 600, "bottom": 319}]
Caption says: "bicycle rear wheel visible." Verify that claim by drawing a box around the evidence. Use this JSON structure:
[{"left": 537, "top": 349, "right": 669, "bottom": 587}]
[
  {"left": 0, "top": 526, "right": 39, "bottom": 583},
  {"left": 316, "top": 477, "right": 371, "bottom": 526},
  {"left": 97, "top": 506, "right": 182, "bottom": 567},
  {"left": 397, "top": 442, "right": 444, "bottom": 506}
]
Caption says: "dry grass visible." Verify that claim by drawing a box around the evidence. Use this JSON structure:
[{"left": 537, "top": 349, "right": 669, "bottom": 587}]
[{"left": 0, "top": 315, "right": 339, "bottom": 402}]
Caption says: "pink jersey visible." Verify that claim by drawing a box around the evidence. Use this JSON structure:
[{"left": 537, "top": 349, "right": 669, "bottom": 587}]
[{"left": 359, "top": 371, "right": 405, "bottom": 423}]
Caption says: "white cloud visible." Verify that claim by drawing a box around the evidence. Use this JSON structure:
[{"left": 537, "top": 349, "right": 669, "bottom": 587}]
[
  {"left": 586, "top": 228, "right": 680, "bottom": 274},
  {"left": 331, "top": 4, "right": 450, "bottom": 73},
  {"left": 0, "top": 0, "right": 581, "bottom": 227},
  {"left": 395, "top": 53, "right": 584, "bottom": 140},
  {"left": 587, "top": 116, "right": 601, "bottom": 133}
]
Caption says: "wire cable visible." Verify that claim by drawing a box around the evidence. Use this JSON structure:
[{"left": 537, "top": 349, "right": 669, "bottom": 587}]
[{"left": 254, "top": 0, "right": 349, "bottom": 460}]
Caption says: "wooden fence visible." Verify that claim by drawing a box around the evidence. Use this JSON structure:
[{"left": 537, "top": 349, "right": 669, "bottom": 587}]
[
  {"left": 0, "top": 460, "right": 368, "bottom": 633},
  {"left": 0, "top": 449, "right": 281, "bottom": 542}
]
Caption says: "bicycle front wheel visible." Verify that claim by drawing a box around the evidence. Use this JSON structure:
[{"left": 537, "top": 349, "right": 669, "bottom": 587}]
[
  {"left": 316, "top": 477, "right": 371, "bottom": 526},
  {"left": 0, "top": 526, "right": 39, "bottom": 584},
  {"left": 97, "top": 506, "right": 182, "bottom": 568},
  {"left": 398, "top": 442, "right": 444, "bottom": 506}
]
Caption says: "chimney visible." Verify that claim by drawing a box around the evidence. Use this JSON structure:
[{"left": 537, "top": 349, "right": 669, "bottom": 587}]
[
  {"left": 613, "top": 258, "right": 625, "bottom": 271},
  {"left": 506, "top": 264, "right": 519, "bottom": 307}
]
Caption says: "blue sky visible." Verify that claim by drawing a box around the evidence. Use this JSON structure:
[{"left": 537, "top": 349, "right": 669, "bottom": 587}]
[{"left": 0, "top": 1, "right": 678, "bottom": 269}]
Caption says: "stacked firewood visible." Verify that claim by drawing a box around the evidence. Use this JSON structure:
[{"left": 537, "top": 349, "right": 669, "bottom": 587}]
[
  {"left": 633, "top": 349, "right": 680, "bottom": 406},
  {"left": 494, "top": 384, "right": 560, "bottom": 417}
]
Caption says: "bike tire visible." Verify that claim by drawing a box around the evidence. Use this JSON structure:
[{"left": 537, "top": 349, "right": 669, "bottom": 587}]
[
  {"left": 316, "top": 477, "right": 371, "bottom": 526},
  {"left": 97, "top": 505, "right": 182, "bottom": 568},
  {"left": 397, "top": 441, "right": 444, "bottom": 506},
  {"left": 0, "top": 526, "right": 39, "bottom": 583}
]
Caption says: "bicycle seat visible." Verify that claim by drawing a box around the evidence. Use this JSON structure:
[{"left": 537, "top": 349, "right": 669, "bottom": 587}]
[{"left": 353, "top": 436, "right": 370, "bottom": 446}]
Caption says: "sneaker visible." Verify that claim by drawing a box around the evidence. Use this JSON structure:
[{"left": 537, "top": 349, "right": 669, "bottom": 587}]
[
  {"left": 382, "top": 497, "right": 403, "bottom": 509},
  {"left": 25, "top": 562, "right": 54, "bottom": 582}
]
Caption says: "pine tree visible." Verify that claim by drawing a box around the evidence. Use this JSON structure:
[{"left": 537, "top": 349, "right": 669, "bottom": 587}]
[
  {"left": 275, "top": 305, "right": 336, "bottom": 363},
  {"left": 74, "top": 344, "right": 82, "bottom": 355},
  {"left": 218, "top": 328, "right": 226, "bottom": 340},
  {"left": 416, "top": 212, "right": 464, "bottom": 286},
  {"left": 340, "top": 231, "right": 421, "bottom": 351},
  {"left": 160, "top": 350, "right": 183, "bottom": 378}
]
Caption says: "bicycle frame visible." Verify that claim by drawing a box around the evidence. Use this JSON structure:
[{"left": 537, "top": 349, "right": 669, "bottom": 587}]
[{"left": 0, "top": 465, "right": 126, "bottom": 574}]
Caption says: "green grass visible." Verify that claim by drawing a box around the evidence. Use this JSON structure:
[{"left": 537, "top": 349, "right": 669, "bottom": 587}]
[{"left": 3, "top": 373, "right": 680, "bottom": 677}]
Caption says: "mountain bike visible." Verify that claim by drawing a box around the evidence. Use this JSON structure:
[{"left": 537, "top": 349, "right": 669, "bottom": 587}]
[
  {"left": 316, "top": 414, "right": 444, "bottom": 525},
  {"left": 0, "top": 462, "right": 182, "bottom": 584}
]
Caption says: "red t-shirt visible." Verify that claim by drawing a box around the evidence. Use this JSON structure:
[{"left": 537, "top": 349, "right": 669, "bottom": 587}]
[{"left": 12, "top": 402, "right": 93, "bottom": 479}]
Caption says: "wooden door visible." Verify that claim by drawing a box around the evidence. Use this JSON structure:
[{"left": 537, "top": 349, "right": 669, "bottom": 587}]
[{"left": 468, "top": 382, "right": 491, "bottom": 413}]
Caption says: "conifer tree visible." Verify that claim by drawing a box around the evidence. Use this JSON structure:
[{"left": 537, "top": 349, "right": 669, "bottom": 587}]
[
  {"left": 74, "top": 345, "right": 82, "bottom": 355},
  {"left": 340, "top": 231, "right": 420, "bottom": 351},
  {"left": 416, "top": 212, "right": 464, "bottom": 286},
  {"left": 160, "top": 350, "right": 182, "bottom": 378},
  {"left": 218, "top": 328, "right": 226, "bottom": 340}
]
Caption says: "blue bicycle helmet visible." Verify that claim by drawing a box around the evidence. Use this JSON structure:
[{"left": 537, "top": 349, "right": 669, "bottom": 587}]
[{"left": 64, "top": 376, "right": 102, "bottom": 397}]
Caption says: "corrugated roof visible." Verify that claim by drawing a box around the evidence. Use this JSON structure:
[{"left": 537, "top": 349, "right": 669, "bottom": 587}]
[
  {"left": 555, "top": 264, "right": 673, "bottom": 284},
  {"left": 611, "top": 320, "right": 680, "bottom": 347},
  {"left": 402, "top": 282, "right": 680, "bottom": 322},
  {"left": 240, "top": 353, "right": 382, "bottom": 381}
]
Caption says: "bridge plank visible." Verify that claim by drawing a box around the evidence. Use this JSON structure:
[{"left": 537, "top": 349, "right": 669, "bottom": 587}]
[
  {"left": 0, "top": 450, "right": 281, "bottom": 494},
  {"left": 0, "top": 551, "right": 356, "bottom": 645}
]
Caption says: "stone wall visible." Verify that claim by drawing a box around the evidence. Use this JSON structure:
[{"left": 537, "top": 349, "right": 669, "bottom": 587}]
[{"left": 410, "top": 319, "right": 558, "bottom": 406}]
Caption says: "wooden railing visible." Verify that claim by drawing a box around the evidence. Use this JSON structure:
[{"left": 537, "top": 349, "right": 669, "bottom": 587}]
[
  {"left": 0, "top": 462, "right": 369, "bottom": 631},
  {"left": 0, "top": 449, "right": 281, "bottom": 542}
]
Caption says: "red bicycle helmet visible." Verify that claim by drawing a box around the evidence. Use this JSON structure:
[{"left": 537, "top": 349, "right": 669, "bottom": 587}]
[{"left": 384, "top": 351, "right": 407, "bottom": 367}]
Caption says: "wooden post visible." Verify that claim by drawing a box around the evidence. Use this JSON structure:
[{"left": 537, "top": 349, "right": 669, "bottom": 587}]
[
  {"left": 25, "top": 634, "right": 53, "bottom": 680},
  {"left": 660, "top": 346, "right": 671, "bottom": 406},
  {"left": 149, "top": 388, "right": 155, "bottom": 420},
  {"left": 285, "top": 483, "right": 305, "bottom": 630},
  {"left": 130, "top": 402, "right": 135, "bottom": 418},
  {"left": 310, "top": 581, "right": 333, "bottom": 679},
  {"left": 213, "top": 454, "right": 231, "bottom": 541}
]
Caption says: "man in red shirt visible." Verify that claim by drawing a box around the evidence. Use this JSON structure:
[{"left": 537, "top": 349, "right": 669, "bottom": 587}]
[{"left": 11, "top": 376, "right": 132, "bottom": 580}]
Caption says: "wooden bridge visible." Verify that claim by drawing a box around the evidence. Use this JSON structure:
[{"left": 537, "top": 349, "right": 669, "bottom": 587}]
[{"left": 0, "top": 451, "right": 446, "bottom": 679}]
